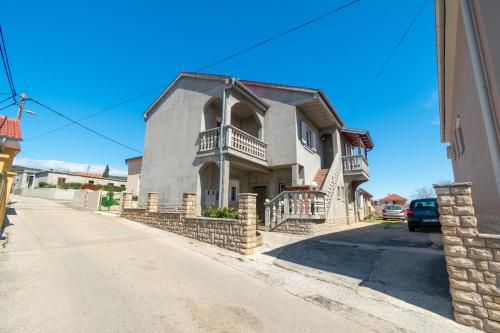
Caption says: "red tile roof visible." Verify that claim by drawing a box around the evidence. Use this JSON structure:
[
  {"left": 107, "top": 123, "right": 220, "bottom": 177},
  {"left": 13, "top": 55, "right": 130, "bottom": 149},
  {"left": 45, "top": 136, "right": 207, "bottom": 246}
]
[
  {"left": 0, "top": 116, "right": 22, "bottom": 140},
  {"left": 73, "top": 172, "right": 104, "bottom": 178},
  {"left": 379, "top": 194, "right": 407, "bottom": 203}
]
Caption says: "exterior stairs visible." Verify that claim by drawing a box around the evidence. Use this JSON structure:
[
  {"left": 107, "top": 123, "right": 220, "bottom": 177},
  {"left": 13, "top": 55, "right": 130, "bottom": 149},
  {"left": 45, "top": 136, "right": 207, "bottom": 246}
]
[{"left": 313, "top": 169, "right": 329, "bottom": 189}]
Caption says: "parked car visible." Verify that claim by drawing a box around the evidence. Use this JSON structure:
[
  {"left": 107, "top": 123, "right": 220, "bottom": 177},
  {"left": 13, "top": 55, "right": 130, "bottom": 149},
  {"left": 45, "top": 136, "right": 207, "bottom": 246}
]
[
  {"left": 382, "top": 205, "right": 406, "bottom": 220},
  {"left": 407, "top": 198, "right": 440, "bottom": 232}
]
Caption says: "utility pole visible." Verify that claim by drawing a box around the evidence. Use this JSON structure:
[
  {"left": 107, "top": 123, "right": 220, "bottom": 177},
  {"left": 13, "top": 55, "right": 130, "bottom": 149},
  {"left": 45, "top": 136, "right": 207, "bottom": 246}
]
[
  {"left": 16, "top": 93, "right": 26, "bottom": 120},
  {"left": 16, "top": 93, "right": 35, "bottom": 120}
]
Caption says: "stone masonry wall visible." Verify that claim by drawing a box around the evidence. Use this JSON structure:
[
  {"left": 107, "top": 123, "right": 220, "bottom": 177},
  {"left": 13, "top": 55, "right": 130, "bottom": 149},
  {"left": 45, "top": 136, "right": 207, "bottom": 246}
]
[
  {"left": 120, "top": 193, "right": 257, "bottom": 255},
  {"left": 435, "top": 182, "right": 500, "bottom": 332},
  {"left": 272, "top": 217, "right": 348, "bottom": 235}
]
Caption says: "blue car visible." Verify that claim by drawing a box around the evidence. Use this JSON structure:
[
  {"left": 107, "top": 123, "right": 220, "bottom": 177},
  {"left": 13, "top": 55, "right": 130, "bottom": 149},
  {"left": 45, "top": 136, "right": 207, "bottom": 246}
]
[{"left": 407, "top": 198, "right": 440, "bottom": 232}]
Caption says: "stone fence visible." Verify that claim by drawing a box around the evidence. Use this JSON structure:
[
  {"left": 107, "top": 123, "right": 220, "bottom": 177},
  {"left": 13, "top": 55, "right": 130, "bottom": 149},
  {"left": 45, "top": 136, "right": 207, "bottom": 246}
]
[
  {"left": 119, "top": 192, "right": 257, "bottom": 255},
  {"left": 435, "top": 182, "right": 500, "bottom": 332}
]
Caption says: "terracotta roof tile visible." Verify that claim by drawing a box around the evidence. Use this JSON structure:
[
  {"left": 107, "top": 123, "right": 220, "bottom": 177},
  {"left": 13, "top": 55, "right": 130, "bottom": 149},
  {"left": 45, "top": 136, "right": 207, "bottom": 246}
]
[
  {"left": 380, "top": 194, "right": 407, "bottom": 202},
  {"left": 0, "top": 116, "right": 22, "bottom": 140}
]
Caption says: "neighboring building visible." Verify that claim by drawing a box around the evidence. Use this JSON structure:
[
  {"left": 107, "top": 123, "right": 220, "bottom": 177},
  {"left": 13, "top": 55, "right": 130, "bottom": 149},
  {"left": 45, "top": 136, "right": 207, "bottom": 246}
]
[
  {"left": 13, "top": 167, "right": 38, "bottom": 191},
  {"left": 15, "top": 170, "right": 127, "bottom": 190},
  {"left": 125, "top": 156, "right": 142, "bottom": 196},
  {"left": 435, "top": 0, "right": 500, "bottom": 232},
  {"left": 139, "top": 72, "right": 374, "bottom": 227},
  {"left": 356, "top": 188, "right": 374, "bottom": 220},
  {"left": 376, "top": 193, "right": 408, "bottom": 206},
  {"left": 0, "top": 116, "right": 22, "bottom": 225}
]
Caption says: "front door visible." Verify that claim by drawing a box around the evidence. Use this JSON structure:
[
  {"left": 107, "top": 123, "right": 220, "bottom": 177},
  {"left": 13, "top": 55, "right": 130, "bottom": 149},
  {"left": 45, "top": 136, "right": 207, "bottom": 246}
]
[
  {"left": 252, "top": 186, "right": 267, "bottom": 223},
  {"left": 321, "top": 134, "right": 334, "bottom": 169}
]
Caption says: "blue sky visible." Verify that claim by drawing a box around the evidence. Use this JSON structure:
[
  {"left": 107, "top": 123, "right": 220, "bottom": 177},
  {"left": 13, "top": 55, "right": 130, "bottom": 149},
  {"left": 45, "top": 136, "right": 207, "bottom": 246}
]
[{"left": 0, "top": 0, "right": 452, "bottom": 198}]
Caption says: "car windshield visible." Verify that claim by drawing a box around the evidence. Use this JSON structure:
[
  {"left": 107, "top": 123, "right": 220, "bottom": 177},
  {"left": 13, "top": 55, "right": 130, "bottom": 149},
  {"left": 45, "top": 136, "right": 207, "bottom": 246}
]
[
  {"left": 410, "top": 199, "right": 438, "bottom": 209},
  {"left": 385, "top": 205, "right": 402, "bottom": 210}
]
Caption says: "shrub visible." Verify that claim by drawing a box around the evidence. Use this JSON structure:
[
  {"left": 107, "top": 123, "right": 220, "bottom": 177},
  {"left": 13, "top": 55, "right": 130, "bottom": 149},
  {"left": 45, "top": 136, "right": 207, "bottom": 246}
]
[
  {"left": 101, "top": 184, "right": 125, "bottom": 192},
  {"left": 132, "top": 195, "right": 138, "bottom": 201},
  {"left": 37, "top": 182, "right": 56, "bottom": 188},
  {"left": 201, "top": 206, "right": 238, "bottom": 219},
  {"left": 58, "top": 182, "right": 83, "bottom": 190},
  {"left": 100, "top": 192, "right": 119, "bottom": 210},
  {"left": 80, "top": 183, "right": 101, "bottom": 191}
]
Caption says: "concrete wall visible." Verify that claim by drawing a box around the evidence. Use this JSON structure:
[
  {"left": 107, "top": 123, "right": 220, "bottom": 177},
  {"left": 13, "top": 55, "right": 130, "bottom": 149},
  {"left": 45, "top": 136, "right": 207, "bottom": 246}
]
[
  {"left": 443, "top": 1, "right": 500, "bottom": 231},
  {"left": 16, "top": 188, "right": 76, "bottom": 200},
  {"left": 72, "top": 189, "right": 102, "bottom": 211},
  {"left": 34, "top": 171, "right": 126, "bottom": 188}
]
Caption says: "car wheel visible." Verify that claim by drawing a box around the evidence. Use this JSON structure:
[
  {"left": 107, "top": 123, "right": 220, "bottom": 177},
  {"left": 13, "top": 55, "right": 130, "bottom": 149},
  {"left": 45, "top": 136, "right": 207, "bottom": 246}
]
[{"left": 408, "top": 226, "right": 416, "bottom": 232}]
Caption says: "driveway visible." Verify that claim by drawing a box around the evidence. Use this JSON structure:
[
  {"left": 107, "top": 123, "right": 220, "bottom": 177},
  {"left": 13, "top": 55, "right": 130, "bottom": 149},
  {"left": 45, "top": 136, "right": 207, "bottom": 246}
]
[
  {"left": 265, "top": 221, "right": 451, "bottom": 318},
  {"left": 0, "top": 195, "right": 370, "bottom": 333}
]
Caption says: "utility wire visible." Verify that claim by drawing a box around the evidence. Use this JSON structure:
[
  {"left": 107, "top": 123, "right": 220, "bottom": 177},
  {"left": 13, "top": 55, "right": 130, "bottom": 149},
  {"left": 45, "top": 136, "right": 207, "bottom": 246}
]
[
  {"left": 0, "top": 25, "right": 17, "bottom": 102},
  {"left": 0, "top": 95, "right": 14, "bottom": 104},
  {"left": 351, "top": 0, "right": 429, "bottom": 112},
  {"left": 25, "top": 84, "right": 165, "bottom": 141},
  {"left": 29, "top": 98, "right": 142, "bottom": 154},
  {"left": 195, "top": 0, "right": 361, "bottom": 72},
  {"left": 0, "top": 101, "right": 16, "bottom": 111},
  {"left": 27, "top": 0, "right": 362, "bottom": 142}
]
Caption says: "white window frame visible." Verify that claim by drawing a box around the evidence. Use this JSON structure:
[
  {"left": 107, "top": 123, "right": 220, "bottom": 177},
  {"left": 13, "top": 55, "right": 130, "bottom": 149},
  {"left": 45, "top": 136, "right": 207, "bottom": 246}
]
[{"left": 300, "top": 121, "right": 316, "bottom": 151}]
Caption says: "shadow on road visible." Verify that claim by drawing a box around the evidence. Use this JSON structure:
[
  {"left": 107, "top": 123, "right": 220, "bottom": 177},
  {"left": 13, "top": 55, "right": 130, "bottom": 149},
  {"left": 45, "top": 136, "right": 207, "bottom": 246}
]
[{"left": 265, "top": 222, "right": 452, "bottom": 319}]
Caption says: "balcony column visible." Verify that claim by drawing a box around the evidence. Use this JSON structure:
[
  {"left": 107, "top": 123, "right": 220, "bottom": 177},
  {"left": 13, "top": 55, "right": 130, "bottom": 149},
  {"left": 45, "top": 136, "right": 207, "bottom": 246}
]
[
  {"left": 292, "top": 164, "right": 300, "bottom": 186},
  {"left": 219, "top": 159, "right": 230, "bottom": 208}
]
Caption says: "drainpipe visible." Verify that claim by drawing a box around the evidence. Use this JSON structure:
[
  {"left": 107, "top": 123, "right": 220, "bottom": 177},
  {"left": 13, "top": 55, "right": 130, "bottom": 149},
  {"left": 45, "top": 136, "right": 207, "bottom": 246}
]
[
  {"left": 460, "top": 0, "right": 500, "bottom": 196},
  {"left": 218, "top": 78, "right": 235, "bottom": 208}
]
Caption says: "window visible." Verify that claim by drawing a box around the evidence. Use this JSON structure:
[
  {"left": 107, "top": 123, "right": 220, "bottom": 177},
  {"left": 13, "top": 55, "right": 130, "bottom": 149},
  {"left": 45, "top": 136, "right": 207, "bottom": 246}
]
[
  {"left": 88, "top": 180, "right": 94, "bottom": 184},
  {"left": 300, "top": 121, "right": 316, "bottom": 150},
  {"left": 57, "top": 177, "right": 66, "bottom": 185},
  {"left": 337, "top": 186, "right": 341, "bottom": 200},
  {"left": 230, "top": 186, "right": 238, "bottom": 202},
  {"left": 108, "top": 183, "right": 114, "bottom": 186},
  {"left": 455, "top": 116, "right": 465, "bottom": 155}
]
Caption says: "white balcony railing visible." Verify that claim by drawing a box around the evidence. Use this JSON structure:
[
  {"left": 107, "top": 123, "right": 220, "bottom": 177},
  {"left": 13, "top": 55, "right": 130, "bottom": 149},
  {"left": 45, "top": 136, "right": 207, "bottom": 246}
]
[
  {"left": 264, "top": 190, "right": 326, "bottom": 228},
  {"left": 342, "top": 155, "right": 369, "bottom": 175},
  {"left": 198, "top": 125, "right": 267, "bottom": 161}
]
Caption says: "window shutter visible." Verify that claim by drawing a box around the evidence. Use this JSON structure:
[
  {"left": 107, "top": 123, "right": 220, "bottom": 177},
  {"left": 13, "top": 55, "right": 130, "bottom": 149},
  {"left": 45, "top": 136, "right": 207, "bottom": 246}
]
[{"left": 300, "top": 121, "right": 306, "bottom": 144}]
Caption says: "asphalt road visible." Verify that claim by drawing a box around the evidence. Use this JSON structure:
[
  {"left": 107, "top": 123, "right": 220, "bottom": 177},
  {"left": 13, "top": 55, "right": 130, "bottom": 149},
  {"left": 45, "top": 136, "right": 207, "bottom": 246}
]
[{"left": 0, "top": 195, "right": 371, "bottom": 333}]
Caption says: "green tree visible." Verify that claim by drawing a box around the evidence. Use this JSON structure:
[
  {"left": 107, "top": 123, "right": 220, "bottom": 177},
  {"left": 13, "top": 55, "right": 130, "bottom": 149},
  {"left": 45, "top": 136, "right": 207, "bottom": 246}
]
[
  {"left": 100, "top": 192, "right": 117, "bottom": 211},
  {"left": 103, "top": 165, "right": 110, "bottom": 178}
]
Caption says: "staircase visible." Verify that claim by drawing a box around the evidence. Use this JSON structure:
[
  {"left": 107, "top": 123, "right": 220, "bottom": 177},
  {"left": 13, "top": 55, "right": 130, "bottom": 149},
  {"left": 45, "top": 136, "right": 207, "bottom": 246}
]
[
  {"left": 312, "top": 169, "right": 329, "bottom": 189},
  {"left": 320, "top": 155, "right": 343, "bottom": 210}
]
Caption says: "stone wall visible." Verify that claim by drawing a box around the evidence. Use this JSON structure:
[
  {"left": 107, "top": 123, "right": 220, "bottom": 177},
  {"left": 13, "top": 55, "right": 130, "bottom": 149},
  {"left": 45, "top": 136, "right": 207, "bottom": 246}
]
[
  {"left": 272, "top": 217, "right": 348, "bottom": 235},
  {"left": 435, "top": 182, "right": 500, "bottom": 332},
  {"left": 120, "top": 193, "right": 257, "bottom": 255}
]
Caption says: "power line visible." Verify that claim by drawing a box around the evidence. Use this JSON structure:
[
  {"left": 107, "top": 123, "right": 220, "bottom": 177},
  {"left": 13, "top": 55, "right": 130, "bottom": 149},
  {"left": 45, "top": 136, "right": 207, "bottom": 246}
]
[
  {"left": 27, "top": 0, "right": 362, "bottom": 141},
  {"left": 0, "top": 25, "right": 17, "bottom": 102},
  {"left": 351, "top": 0, "right": 429, "bottom": 112},
  {"left": 195, "top": 0, "right": 362, "bottom": 72},
  {"left": 0, "top": 95, "right": 14, "bottom": 104},
  {"left": 25, "top": 84, "right": 165, "bottom": 141},
  {"left": 0, "top": 101, "right": 17, "bottom": 112},
  {"left": 29, "top": 98, "right": 142, "bottom": 154}
]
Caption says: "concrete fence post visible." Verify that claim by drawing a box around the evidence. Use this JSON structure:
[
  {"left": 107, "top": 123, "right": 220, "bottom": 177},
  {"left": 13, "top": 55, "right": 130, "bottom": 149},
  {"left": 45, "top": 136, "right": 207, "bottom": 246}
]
[
  {"left": 434, "top": 182, "right": 500, "bottom": 331},
  {"left": 146, "top": 192, "right": 159, "bottom": 213},
  {"left": 237, "top": 193, "right": 257, "bottom": 255},
  {"left": 182, "top": 193, "right": 196, "bottom": 218},
  {"left": 119, "top": 191, "right": 132, "bottom": 215}
]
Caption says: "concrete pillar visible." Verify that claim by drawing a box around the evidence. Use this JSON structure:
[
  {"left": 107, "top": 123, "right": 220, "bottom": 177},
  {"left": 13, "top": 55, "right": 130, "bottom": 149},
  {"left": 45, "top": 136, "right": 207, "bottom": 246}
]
[
  {"left": 237, "top": 193, "right": 257, "bottom": 255},
  {"left": 220, "top": 159, "right": 230, "bottom": 208},
  {"left": 433, "top": 182, "right": 500, "bottom": 331},
  {"left": 182, "top": 193, "right": 196, "bottom": 218},
  {"left": 146, "top": 192, "right": 159, "bottom": 213},
  {"left": 291, "top": 164, "right": 300, "bottom": 186}
]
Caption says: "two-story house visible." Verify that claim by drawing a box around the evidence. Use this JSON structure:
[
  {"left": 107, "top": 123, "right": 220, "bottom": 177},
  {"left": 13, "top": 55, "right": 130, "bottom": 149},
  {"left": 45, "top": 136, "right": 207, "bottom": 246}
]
[{"left": 138, "top": 72, "right": 373, "bottom": 230}]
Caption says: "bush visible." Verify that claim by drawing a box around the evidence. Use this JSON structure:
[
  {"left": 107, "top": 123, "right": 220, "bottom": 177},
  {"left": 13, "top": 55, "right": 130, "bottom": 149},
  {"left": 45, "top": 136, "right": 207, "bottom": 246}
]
[
  {"left": 58, "top": 182, "right": 83, "bottom": 190},
  {"left": 101, "top": 184, "right": 125, "bottom": 192},
  {"left": 132, "top": 196, "right": 138, "bottom": 201},
  {"left": 80, "top": 183, "right": 101, "bottom": 191},
  {"left": 37, "top": 182, "right": 56, "bottom": 188},
  {"left": 100, "top": 192, "right": 119, "bottom": 210},
  {"left": 201, "top": 206, "right": 238, "bottom": 219}
]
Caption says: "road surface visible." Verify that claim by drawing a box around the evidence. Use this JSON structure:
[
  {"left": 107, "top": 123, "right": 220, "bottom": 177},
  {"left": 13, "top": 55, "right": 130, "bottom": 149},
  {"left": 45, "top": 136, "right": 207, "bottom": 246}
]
[{"left": 0, "top": 195, "right": 370, "bottom": 333}]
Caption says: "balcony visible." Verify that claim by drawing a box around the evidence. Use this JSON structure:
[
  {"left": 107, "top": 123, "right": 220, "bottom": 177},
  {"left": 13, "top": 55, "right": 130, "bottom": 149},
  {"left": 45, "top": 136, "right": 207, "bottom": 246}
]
[
  {"left": 342, "top": 155, "right": 369, "bottom": 181},
  {"left": 198, "top": 125, "right": 267, "bottom": 163}
]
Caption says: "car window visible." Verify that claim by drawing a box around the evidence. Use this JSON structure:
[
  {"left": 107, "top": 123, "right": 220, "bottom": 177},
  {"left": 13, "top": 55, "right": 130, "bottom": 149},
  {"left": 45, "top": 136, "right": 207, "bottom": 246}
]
[
  {"left": 385, "top": 205, "right": 402, "bottom": 210},
  {"left": 410, "top": 200, "right": 437, "bottom": 208}
]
